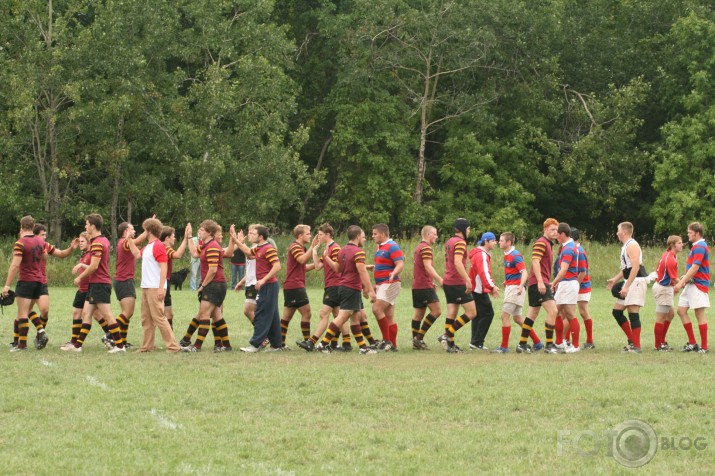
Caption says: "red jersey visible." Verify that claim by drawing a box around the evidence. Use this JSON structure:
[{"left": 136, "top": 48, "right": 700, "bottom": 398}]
[
  {"left": 412, "top": 241, "right": 436, "bottom": 290},
  {"left": 78, "top": 252, "right": 92, "bottom": 292},
  {"left": 284, "top": 241, "right": 307, "bottom": 290},
  {"left": 338, "top": 243, "right": 366, "bottom": 291},
  {"left": 200, "top": 239, "right": 226, "bottom": 283},
  {"left": 321, "top": 241, "right": 341, "bottom": 288},
  {"left": 114, "top": 238, "right": 137, "bottom": 281},
  {"left": 88, "top": 235, "right": 112, "bottom": 284},
  {"left": 254, "top": 242, "right": 279, "bottom": 283},
  {"left": 443, "top": 236, "right": 468, "bottom": 286},
  {"left": 14, "top": 234, "right": 45, "bottom": 282},
  {"left": 40, "top": 241, "right": 57, "bottom": 284},
  {"left": 656, "top": 250, "right": 678, "bottom": 287},
  {"left": 528, "top": 235, "right": 553, "bottom": 286}
]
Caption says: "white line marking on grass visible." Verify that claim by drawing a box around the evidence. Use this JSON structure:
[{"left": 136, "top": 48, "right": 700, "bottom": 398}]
[
  {"left": 85, "top": 375, "right": 109, "bottom": 390},
  {"left": 150, "top": 408, "right": 183, "bottom": 430},
  {"left": 176, "top": 462, "right": 213, "bottom": 475},
  {"left": 39, "top": 359, "right": 53, "bottom": 367}
]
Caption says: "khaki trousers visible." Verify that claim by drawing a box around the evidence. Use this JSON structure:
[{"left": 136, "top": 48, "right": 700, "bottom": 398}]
[{"left": 139, "top": 288, "right": 180, "bottom": 352}]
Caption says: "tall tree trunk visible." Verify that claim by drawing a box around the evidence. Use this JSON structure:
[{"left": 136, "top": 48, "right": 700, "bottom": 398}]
[
  {"left": 300, "top": 133, "right": 332, "bottom": 222},
  {"left": 413, "top": 47, "right": 436, "bottom": 205},
  {"left": 47, "top": 101, "right": 63, "bottom": 243}
]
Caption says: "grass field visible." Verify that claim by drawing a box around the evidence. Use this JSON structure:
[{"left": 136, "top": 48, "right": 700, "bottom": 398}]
[{"left": 1, "top": 286, "right": 713, "bottom": 475}]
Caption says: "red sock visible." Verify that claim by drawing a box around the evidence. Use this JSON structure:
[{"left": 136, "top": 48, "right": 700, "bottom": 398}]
[
  {"left": 555, "top": 316, "right": 563, "bottom": 344},
  {"left": 501, "top": 326, "right": 510, "bottom": 348},
  {"left": 376, "top": 317, "right": 390, "bottom": 341},
  {"left": 631, "top": 326, "right": 641, "bottom": 348},
  {"left": 584, "top": 319, "right": 593, "bottom": 344},
  {"left": 530, "top": 329, "right": 541, "bottom": 344},
  {"left": 699, "top": 323, "right": 708, "bottom": 350},
  {"left": 620, "top": 321, "right": 633, "bottom": 341},
  {"left": 569, "top": 318, "right": 580, "bottom": 348},
  {"left": 663, "top": 320, "right": 671, "bottom": 340},
  {"left": 683, "top": 322, "right": 697, "bottom": 345},
  {"left": 654, "top": 322, "right": 664, "bottom": 349},
  {"left": 389, "top": 323, "right": 398, "bottom": 347}
]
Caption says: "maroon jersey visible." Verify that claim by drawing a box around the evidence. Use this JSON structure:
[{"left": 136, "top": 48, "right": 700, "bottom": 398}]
[
  {"left": 88, "top": 235, "right": 112, "bottom": 284},
  {"left": 338, "top": 243, "right": 366, "bottom": 291},
  {"left": 443, "top": 236, "right": 468, "bottom": 286},
  {"left": 528, "top": 235, "right": 554, "bottom": 286},
  {"left": 412, "top": 241, "right": 436, "bottom": 290},
  {"left": 14, "top": 234, "right": 45, "bottom": 282},
  {"left": 322, "top": 241, "right": 341, "bottom": 288},
  {"left": 166, "top": 246, "right": 176, "bottom": 278},
  {"left": 254, "top": 242, "right": 279, "bottom": 283},
  {"left": 78, "top": 252, "right": 91, "bottom": 292},
  {"left": 200, "top": 239, "right": 226, "bottom": 283},
  {"left": 114, "top": 238, "right": 137, "bottom": 281},
  {"left": 284, "top": 241, "right": 307, "bottom": 290},
  {"left": 40, "top": 241, "right": 57, "bottom": 285}
]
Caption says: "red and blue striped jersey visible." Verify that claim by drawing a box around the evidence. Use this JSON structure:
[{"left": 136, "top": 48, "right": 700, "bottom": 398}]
[
  {"left": 557, "top": 240, "right": 579, "bottom": 281},
  {"left": 577, "top": 244, "right": 591, "bottom": 293},
  {"left": 503, "top": 248, "right": 526, "bottom": 286},
  {"left": 374, "top": 239, "right": 404, "bottom": 284},
  {"left": 656, "top": 250, "right": 678, "bottom": 287},
  {"left": 687, "top": 239, "right": 710, "bottom": 293}
]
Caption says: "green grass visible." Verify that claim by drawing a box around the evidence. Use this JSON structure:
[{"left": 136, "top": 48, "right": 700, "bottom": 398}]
[{"left": 0, "top": 286, "right": 713, "bottom": 475}]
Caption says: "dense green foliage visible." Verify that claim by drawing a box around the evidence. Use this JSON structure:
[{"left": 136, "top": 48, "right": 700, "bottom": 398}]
[{"left": 1, "top": 0, "right": 714, "bottom": 241}]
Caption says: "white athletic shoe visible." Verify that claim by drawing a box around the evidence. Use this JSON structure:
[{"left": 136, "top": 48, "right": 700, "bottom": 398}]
[
  {"left": 240, "top": 345, "right": 261, "bottom": 353},
  {"left": 565, "top": 345, "right": 581, "bottom": 353},
  {"left": 108, "top": 346, "right": 126, "bottom": 353}
]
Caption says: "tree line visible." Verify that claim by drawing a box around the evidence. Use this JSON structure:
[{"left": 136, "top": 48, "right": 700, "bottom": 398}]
[{"left": 1, "top": 0, "right": 713, "bottom": 244}]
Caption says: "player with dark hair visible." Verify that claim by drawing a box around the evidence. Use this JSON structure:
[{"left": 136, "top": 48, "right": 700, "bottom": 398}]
[
  {"left": 371, "top": 223, "right": 404, "bottom": 351},
  {"left": 571, "top": 228, "right": 595, "bottom": 349},
  {"left": 236, "top": 225, "right": 283, "bottom": 352},
  {"left": 551, "top": 222, "right": 581, "bottom": 353},
  {"left": 315, "top": 226, "right": 377, "bottom": 354},
  {"left": 160, "top": 225, "right": 190, "bottom": 329},
  {"left": 3, "top": 216, "right": 50, "bottom": 352},
  {"left": 181, "top": 220, "right": 233, "bottom": 352},
  {"left": 299, "top": 223, "right": 356, "bottom": 351},
  {"left": 494, "top": 232, "right": 541, "bottom": 353},
  {"left": 113, "top": 221, "right": 147, "bottom": 348},
  {"left": 63, "top": 213, "right": 125, "bottom": 353},
  {"left": 440, "top": 218, "right": 477, "bottom": 353},
  {"left": 28, "top": 224, "right": 78, "bottom": 342}
]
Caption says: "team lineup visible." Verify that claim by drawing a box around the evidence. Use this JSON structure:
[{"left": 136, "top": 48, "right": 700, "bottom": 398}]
[{"left": 1, "top": 214, "right": 709, "bottom": 355}]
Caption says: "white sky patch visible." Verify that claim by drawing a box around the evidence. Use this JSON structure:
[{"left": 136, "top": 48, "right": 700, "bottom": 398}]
[
  {"left": 150, "top": 408, "right": 182, "bottom": 430},
  {"left": 85, "top": 375, "right": 109, "bottom": 390}
]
